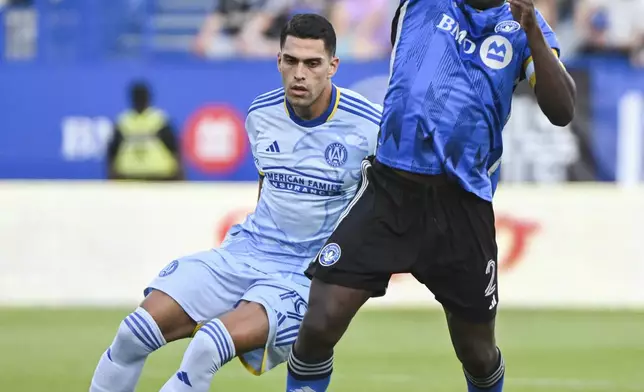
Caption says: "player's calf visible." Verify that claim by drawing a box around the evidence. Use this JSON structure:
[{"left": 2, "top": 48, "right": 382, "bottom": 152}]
[
  {"left": 445, "top": 311, "right": 505, "bottom": 392},
  {"left": 458, "top": 341, "right": 504, "bottom": 391},
  {"left": 286, "top": 279, "right": 370, "bottom": 392},
  {"left": 159, "top": 319, "right": 236, "bottom": 392},
  {"left": 160, "top": 301, "right": 268, "bottom": 392},
  {"left": 90, "top": 307, "right": 166, "bottom": 392},
  {"left": 462, "top": 347, "right": 505, "bottom": 392}
]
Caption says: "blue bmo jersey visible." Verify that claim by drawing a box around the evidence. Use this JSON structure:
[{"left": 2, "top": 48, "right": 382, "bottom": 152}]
[
  {"left": 225, "top": 84, "right": 381, "bottom": 278},
  {"left": 378, "top": 0, "right": 562, "bottom": 201}
]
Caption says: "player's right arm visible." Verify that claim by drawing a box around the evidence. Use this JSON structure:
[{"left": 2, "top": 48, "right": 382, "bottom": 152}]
[{"left": 511, "top": 0, "right": 576, "bottom": 126}]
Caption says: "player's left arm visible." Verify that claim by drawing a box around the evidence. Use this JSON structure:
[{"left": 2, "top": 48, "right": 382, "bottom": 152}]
[
  {"left": 510, "top": 0, "right": 576, "bottom": 127},
  {"left": 257, "top": 174, "right": 264, "bottom": 202},
  {"left": 245, "top": 111, "right": 265, "bottom": 202}
]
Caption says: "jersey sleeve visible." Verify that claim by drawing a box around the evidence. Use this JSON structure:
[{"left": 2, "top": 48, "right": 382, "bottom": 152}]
[
  {"left": 521, "top": 10, "right": 565, "bottom": 89},
  {"left": 245, "top": 112, "right": 263, "bottom": 176}
]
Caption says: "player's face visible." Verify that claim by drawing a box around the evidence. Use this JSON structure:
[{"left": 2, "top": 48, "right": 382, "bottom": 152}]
[{"left": 278, "top": 36, "right": 339, "bottom": 108}]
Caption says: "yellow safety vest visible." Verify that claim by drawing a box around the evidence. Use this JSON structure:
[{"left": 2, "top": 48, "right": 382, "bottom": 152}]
[{"left": 113, "top": 108, "right": 179, "bottom": 179}]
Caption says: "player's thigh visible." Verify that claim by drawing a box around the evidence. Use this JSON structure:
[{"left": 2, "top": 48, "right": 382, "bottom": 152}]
[
  {"left": 306, "top": 158, "right": 424, "bottom": 297},
  {"left": 144, "top": 251, "right": 250, "bottom": 341},
  {"left": 232, "top": 279, "right": 311, "bottom": 375},
  {"left": 217, "top": 300, "right": 269, "bottom": 354},
  {"left": 416, "top": 184, "right": 499, "bottom": 324}
]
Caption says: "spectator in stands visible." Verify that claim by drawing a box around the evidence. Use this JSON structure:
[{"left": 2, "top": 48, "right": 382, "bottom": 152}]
[
  {"left": 107, "top": 81, "right": 184, "bottom": 181},
  {"left": 1, "top": 0, "right": 33, "bottom": 6},
  {"left": 193, "top": 0, "right": 293, "bottom": 58},
  {"left": 289, "top": 0, "right": 329, "bottom": 14},
  {"left": 329, "top": 0, "right": 393, "bottom": 60},
  {"left": 575, "top": 0, "right": 644, "bottom": 64}
]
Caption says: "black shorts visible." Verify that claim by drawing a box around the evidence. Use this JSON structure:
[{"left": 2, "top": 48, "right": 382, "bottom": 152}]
[{"left": 306, "top": 157, "right": 499, "bottom": 322}]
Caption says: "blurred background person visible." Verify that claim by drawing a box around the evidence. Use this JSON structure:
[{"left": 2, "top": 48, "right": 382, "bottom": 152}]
[
  {"left": 575, "top": 0, "right": 644, "bottom": 64},
  {"left": 107, "top": 81, "right": 184, "bottom": 181},
  {"left": 329, "top": 0, "right": 393, "bottom": 60},
  {"left": 534, "top": 0, "right": 557, "bottom": 28},
  {"left": 193, "top": 0, "right": 293, "bottom": 58}
]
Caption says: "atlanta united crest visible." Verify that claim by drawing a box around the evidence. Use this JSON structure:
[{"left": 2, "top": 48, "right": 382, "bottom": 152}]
[
  {"left": 318, "top": 243, "right": 342, "bottom": 266},
  {"left": 325, "top": 142, "right": 348, "bottom": 167}
]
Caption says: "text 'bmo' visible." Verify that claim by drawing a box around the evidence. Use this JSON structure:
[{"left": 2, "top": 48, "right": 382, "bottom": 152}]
[{"left": 437, "top": 14, "right": 476, "bottom": 54}]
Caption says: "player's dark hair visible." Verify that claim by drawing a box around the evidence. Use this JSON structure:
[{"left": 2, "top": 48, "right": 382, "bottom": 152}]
[{"left": 280, "top": 14, "right": 337, "bottom": 57}]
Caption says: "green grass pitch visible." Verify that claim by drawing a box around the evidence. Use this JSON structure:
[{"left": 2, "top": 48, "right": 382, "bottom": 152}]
[{"left": 1, "top": 308, "right": 642, "bottom": 391}]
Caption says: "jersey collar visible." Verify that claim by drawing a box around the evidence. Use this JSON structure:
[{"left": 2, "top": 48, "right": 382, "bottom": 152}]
[
  {"left": 285, "top": 84, "right": 340, "bottom": 128},
  {"left": 460, "top": 0, "right": 507, "bottom": 12}
]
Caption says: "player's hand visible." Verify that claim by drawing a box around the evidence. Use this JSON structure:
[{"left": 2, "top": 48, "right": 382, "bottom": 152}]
[{"left": 508, "top": 0, "right": 538, "bottom": 31}]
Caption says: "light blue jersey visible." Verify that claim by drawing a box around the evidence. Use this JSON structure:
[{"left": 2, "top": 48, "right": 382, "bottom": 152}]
[
  {"left": 147, "top": 84, "right": 381, "bottom": 376},
  {"left": 223, "top": 84, "right": 381, "bottom": 278}
]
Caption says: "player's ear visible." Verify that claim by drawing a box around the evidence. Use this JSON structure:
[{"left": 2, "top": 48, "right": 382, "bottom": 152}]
[
  {"left": 277, "top": 52, "right": 282, "bottom": 71},
  {"left": 328, "top": 56, "right": 339, "bottom": 79}
]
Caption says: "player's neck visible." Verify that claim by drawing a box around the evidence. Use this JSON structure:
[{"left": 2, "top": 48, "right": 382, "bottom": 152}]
[
  {"left": 465, "top": 0, "right": 505, "bottom": 10},
  {"left": 292, "top": 83, "right": 333, "bottom": 120}
]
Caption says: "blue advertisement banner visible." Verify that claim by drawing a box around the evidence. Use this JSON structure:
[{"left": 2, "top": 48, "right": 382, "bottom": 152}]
[{"left": 0, "top": 60, "right": 391, "bottom": 181}]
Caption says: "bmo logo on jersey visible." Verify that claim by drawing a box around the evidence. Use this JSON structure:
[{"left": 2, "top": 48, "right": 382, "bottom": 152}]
[
  {"left": 437, "top": 14, "right": 514, "bottom": 70},
  {"left": 437, "top": 14, "right": 476, "bottom": 54}
]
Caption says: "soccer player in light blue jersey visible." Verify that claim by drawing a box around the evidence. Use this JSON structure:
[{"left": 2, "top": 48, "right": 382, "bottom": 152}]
[
  {"left": 88, "top": 14, "right": 381, "bottom": 392},
  {"left": 286, "top": 1, "right": 576, "bottom": 392}
]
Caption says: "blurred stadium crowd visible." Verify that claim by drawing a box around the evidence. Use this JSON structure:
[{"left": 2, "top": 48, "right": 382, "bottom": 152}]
[{"left": 1, "top": 0, "right": 643, "bottom": 64}]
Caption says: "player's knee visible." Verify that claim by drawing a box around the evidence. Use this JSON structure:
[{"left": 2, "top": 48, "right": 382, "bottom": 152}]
[
  {"left": 112, "top": 311, "right": 165, "bottom": 363},
  {"left": 141, "top": 290, "right": 195, "bottom": 342},
  {"left": 191, "top": 319, "right": 237, "bottom": 367},
  {"left": 299, "top": 299, "right": 348, "bottom": 351},
  {"left": 455, "top": 339, "right": 498, "bottom": 377},
  {"left": 298, "top": 315, "right": 333, "bottom": 349}
]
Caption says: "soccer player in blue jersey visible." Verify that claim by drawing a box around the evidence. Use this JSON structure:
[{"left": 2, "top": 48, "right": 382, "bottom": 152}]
[
  {"left": 88, "top": 14, "right": 381, "bottom": 392},
  {"left": 286, "top": 1, "right": 576, "bottom": 392}
]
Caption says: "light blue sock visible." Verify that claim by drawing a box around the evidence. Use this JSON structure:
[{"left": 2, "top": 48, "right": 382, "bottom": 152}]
[
  {"left": 90, "top": 307, "right": 166, "bottom": 392},
  {"left": 160, "top": 319, "right": 236, "bottom": 392}
]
